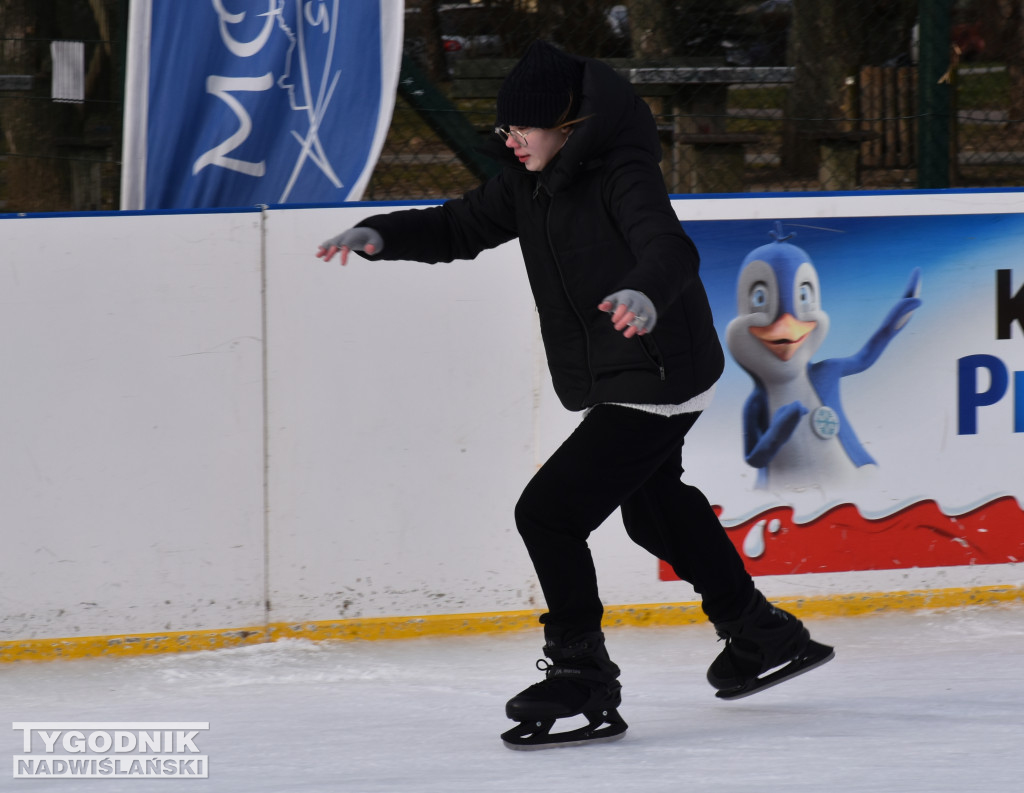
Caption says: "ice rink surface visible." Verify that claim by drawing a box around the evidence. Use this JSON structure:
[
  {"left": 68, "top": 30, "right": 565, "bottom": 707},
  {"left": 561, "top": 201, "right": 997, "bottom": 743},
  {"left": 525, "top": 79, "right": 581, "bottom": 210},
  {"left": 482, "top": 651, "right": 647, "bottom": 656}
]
[{"left": 4, "top": 605, "right": 1024, "bottom": 793}]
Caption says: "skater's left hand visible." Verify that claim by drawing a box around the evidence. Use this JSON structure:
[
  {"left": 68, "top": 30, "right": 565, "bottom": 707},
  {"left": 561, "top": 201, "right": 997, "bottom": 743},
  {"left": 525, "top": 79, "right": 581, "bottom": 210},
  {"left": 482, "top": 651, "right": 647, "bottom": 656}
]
[{"left": 599, "top": 289, "right": 657, "bottom": 338}]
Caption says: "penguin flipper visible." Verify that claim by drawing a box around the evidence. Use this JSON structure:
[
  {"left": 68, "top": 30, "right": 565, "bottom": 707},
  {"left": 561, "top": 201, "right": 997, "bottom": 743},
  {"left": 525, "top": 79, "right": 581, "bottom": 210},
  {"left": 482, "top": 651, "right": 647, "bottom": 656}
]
[
  {"left": 744, "top": 398, "right": 808, "bottom": 469},
  {"left": 834, "top": 269, "right": 923, "bottom": 376}
]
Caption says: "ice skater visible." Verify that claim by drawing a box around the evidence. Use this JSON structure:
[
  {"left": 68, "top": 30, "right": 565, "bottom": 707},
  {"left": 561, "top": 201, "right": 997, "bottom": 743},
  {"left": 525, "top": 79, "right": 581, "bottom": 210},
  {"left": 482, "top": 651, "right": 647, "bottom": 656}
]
[{"left": 315, "top": 40, "right": 833, "bottom": 749}]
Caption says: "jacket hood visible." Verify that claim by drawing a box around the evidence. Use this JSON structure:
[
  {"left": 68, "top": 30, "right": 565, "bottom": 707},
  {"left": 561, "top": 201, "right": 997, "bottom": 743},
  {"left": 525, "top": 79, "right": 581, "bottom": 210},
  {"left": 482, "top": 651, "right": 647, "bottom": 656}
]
[
  {"left": 544, "top": 54, "right": 662, "bottom": 193},
  {"left": 485, "top": 51, "right": 662, "bottom": 194}
]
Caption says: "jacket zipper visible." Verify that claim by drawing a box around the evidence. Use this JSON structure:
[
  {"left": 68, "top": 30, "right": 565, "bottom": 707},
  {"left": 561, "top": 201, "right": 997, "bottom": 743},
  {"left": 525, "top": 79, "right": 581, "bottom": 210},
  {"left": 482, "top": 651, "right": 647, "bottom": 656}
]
[
  {"left": 541, "top": 186, "right": 664, "bottom": 397},
  {"left": 542, "top": 192, "right": 595, "bottom": 401},
  {"left": 640, "top": 336, "right": 667, "bottom": 381}
]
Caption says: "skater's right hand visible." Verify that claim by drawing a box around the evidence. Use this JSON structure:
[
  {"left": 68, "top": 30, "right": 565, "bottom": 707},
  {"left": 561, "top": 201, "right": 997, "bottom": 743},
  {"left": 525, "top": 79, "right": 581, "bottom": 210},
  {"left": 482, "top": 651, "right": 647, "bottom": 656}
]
[{"left": 316, "top": 227, "right": 384, "bottom": 266}]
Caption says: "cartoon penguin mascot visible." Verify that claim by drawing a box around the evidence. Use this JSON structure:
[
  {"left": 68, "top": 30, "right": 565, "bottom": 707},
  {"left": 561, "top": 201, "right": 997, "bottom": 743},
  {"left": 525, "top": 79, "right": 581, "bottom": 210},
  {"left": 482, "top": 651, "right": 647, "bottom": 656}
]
[{"left": 726, "top": 223, "right": 922, "bottom": 492}]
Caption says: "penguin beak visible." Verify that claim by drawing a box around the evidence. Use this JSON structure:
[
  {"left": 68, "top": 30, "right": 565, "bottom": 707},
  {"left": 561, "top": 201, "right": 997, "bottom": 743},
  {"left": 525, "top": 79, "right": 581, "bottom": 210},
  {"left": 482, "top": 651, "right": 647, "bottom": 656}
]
[{"left": 749, "top": 313, "right": 817, "bottom": 361}]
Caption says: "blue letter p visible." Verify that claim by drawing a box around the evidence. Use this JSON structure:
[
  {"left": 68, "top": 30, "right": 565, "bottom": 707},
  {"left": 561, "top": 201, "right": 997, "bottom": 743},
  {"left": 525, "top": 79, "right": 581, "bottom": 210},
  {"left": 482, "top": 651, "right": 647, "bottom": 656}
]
[{"left": 958, "top": 354, "right": 1009, "bottom": 434}]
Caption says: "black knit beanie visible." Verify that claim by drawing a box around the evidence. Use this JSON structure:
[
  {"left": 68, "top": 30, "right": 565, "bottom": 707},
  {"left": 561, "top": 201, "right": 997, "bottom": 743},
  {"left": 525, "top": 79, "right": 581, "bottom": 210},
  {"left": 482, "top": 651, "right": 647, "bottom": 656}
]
[{"left": 496, "top": 41, "right": 584, "bottom": 128}]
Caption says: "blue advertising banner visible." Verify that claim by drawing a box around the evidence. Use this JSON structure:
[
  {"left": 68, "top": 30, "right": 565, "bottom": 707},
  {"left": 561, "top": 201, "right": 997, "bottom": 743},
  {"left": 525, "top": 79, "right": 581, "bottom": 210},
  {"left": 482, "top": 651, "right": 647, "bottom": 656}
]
[
  {"left": 660, "top": 203, "right": 1024, "bottom": 578},
  {"left": 121, "top": 0, "right": 403, "bottom": 210}
]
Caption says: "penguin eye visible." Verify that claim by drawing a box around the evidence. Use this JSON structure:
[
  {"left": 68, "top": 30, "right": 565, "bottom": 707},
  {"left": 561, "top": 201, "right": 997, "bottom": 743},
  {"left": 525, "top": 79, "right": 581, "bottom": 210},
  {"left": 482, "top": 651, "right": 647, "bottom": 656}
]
[
  {"left": 748, "top": 282, "right": 769, "bottom": 312},
  {"left": 797, "top": 281, "right": 816, "bottom": 312}
]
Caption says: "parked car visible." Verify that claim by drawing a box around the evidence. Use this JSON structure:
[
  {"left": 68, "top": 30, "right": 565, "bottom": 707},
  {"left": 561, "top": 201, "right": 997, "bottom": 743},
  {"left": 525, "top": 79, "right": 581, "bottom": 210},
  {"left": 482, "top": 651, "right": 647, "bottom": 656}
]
[{"left": 405, "top": 2, "right": 507, "bottom": 77}]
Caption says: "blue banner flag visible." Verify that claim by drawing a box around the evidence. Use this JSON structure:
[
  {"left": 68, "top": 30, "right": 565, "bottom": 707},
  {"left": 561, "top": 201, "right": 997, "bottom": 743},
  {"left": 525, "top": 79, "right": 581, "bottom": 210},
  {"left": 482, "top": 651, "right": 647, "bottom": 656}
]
[{"left": 121, "top": 1, "right": 403, "bottom": 209}]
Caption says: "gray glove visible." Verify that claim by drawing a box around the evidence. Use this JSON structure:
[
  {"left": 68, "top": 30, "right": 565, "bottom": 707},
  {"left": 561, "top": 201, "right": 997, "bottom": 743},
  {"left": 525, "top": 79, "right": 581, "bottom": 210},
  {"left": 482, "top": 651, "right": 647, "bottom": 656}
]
[
  {"left": 601, "top": 289, "right": 657, "bottom": 333},
  {"left": 317, "top": 227, "right": 384, "bottom": 260}
]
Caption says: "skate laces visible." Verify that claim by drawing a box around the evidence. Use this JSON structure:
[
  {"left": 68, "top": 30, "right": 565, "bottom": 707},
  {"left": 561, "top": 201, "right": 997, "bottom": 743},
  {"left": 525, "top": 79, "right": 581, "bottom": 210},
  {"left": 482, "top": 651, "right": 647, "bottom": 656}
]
[{"left": 536, "top": 659, "right": 577, "bottom": 679}]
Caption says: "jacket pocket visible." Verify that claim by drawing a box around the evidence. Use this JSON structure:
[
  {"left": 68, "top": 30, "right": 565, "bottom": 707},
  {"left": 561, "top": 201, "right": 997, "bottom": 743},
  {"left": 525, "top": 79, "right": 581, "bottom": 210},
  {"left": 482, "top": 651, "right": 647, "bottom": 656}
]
[
  {"left": 589, "top": 322, "right": 666, "bottom": 380},
  {"left": 639, "top": 335, "right": 666, "bottom": 381}
]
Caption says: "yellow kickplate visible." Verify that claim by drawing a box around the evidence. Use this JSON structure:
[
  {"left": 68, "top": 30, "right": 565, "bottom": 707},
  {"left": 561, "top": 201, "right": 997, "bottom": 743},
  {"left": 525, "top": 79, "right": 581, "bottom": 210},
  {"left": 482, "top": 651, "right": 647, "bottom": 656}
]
[{"left": 2, "top": 584, "right": 1021, "bottom": 663}]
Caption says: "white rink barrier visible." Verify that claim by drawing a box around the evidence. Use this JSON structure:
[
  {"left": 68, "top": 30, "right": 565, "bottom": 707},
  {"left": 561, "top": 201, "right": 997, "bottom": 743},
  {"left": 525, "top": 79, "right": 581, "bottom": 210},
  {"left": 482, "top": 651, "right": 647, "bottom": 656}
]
[{"left": 2, "top": 190, "right": 1024, "bottom": 655}]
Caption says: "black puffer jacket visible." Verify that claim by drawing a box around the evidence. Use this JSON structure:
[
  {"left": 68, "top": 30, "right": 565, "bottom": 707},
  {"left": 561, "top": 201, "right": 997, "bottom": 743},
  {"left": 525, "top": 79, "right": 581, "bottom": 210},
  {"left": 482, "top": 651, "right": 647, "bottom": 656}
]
[{"left": 357, "top": 54, "right": 724, "bottom": 411}]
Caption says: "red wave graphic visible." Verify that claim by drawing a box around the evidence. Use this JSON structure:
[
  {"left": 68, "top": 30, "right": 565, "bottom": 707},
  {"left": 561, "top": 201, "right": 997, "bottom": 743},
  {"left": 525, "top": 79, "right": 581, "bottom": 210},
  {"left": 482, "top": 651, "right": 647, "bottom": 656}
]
[{"left": 659, "top": 496, "right": 1024, "bottom": 580}]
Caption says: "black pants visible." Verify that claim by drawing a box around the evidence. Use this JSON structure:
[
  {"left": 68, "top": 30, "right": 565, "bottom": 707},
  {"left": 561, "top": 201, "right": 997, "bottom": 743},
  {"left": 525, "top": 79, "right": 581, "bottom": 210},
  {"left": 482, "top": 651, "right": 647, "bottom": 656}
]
[{"left": 514, "top": 404, "right": 755, "bottom": 639}]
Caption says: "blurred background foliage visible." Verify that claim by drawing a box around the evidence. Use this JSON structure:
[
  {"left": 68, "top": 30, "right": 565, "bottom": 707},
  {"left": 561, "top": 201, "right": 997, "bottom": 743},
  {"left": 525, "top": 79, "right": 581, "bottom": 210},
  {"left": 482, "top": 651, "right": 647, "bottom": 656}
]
[{"left": 1, "top": 0, "right": 1023, "bottom": 212}]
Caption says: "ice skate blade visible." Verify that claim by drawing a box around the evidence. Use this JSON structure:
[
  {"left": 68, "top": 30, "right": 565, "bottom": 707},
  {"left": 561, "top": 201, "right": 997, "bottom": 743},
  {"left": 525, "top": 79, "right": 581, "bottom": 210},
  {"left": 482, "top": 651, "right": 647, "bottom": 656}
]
[
  {"left": 715, "top": 641, "right": 835, "bottom": 701},
  {"left": 502, "top": 729, "right": 627, "bottom": 751},
  {"left": 501, "top": 710, "right": 628, "bottom": 750}
]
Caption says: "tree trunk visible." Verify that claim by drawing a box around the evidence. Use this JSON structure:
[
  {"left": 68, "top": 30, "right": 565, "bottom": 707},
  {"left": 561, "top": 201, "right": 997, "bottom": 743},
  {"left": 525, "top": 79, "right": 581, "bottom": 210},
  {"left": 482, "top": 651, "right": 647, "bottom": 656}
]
[
  {"left": 629, "top": 0, "right": 673, "bottom": 58},
  {"left": 994, "top": 0, "right": 1024, "bottom": 128},
  {"left": 782, "top": 0, "right": 918, "bottom": 178},
  {"left": 782, "top": 0, "right": 866, "bottom": 176},
  {"left": 421, "top": 0, "right": 448, "bottom": 84}
]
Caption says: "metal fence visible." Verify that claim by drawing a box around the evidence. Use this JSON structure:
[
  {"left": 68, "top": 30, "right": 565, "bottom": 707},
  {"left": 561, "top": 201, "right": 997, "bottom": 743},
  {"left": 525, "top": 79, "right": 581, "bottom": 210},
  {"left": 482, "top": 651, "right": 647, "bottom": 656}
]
[
  {"left": 1, "top": 0, "right": 1022, "bottom": 212},
  {"left": 372, "top": 0, "right": 1024, "bottom": 199}
]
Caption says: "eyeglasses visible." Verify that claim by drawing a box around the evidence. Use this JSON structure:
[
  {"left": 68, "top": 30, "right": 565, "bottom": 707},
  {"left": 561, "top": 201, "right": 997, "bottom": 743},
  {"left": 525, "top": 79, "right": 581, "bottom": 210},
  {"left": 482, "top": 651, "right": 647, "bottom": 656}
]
[
  {"left": 495, "top": 116, "right": 594, "bottom": 148},
  {"left": 494, "top": 126, "right": 532, "bottom": 147}
]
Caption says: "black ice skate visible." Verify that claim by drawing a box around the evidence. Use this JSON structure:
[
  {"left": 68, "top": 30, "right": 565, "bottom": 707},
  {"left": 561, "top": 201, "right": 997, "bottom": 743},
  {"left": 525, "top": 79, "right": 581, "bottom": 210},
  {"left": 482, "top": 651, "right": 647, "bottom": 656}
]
[
  {"left": 502, "top": 630, "right": 627, "bottom": 750},
  {"left": 707, "top": 590, "right": 834, "bottom": 700}
]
